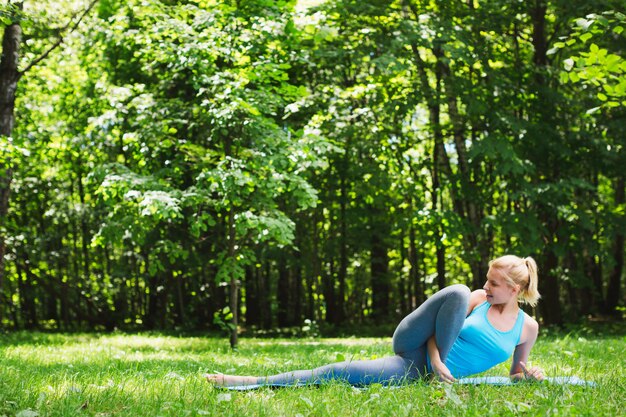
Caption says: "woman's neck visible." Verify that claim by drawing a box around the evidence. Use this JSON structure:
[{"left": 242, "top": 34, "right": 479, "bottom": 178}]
[{"left": 491, "top": 299, "right": 519, "bottom": 315}]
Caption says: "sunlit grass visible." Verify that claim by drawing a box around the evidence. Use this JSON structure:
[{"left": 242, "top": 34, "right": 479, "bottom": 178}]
[{"left": 1, "top": 325, "right": 624, "bottom": 416}]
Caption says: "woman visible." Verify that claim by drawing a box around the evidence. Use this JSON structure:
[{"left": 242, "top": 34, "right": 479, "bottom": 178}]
[{"left": 206, "top": 255, "right": 544, "bottom": 387}]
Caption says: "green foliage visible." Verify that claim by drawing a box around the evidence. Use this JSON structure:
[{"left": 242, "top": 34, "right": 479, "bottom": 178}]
[
  {"left": 213, "top": 306, "right": 236, "bottom": 335},
  {"left": 1, "top": 0, "right": 625, "bottom": 332},
  {"left": 555, "top": 11, "right": 626, "bottom": 110}
]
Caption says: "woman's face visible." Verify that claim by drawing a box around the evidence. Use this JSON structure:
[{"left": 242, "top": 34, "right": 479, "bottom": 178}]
[{"left": 483, "top": 267, "right": 518, "bottom": 305}]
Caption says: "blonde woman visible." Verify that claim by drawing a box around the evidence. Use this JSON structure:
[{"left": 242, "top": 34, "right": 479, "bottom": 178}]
[{"left": 206, "top": 255, "right": 544, "bottom": 387}]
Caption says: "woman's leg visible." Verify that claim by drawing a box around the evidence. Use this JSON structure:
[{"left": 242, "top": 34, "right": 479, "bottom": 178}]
[
  {"left": 392, "top": 284, "right": 470, "bottom": 362},
  {"left": 206, "top": 284, "right": 470, "bottom": 387},
  {"left": 260, "top": 284, "right": 469, "bottom": 386},
  {"left": 260, "top": 355, "right": 417, "bottom": 386}
]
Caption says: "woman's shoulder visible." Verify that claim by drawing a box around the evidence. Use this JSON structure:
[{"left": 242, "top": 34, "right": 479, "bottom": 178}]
[
  {"left": 467, "top": 289, "right": 487, "bottom": 314},
  {"left": 470, "top": 289, "right": 487, "bottom": 304},
  {"left": 522, "top": 312, "right": 539, "bottom": 332},
  {"left": 519, "top": 311, "right": 539, "bottom": 343}
]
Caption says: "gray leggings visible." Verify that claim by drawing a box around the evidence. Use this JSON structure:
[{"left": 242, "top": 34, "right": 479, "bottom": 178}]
[{"left": 259, "top": 284, "right": 470, "bottom": 386}]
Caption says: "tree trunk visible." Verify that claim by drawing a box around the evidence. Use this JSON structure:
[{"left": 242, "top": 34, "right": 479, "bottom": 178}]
[
  {"left": 530, "top": 1, "right": 548, "bottom": 69},
  {"left": 227, "top": 204, "right": 239, "bottom": 348},
  {"left": 144, "top": 250, "right": 160, "bottom": 329},
  {"left": 432, "top": 45, "right": 447, "bottom": 290},
  {"left": 58, "top": 258, "right": 71, "bottom": 329},
  {"left": 277, "top": 256, "right": 290, "bottom": 327},
  {"left": 529, "top": 1, "right": 563, "bottom": 326},
  {"left": 445, "top": 92, "right": 490, "bottom": 288},
  {"left": 293, "top": 256, "right": 303, "bottom": 324},
  {"left": 539, "top": 240, "right": 562, "bottom": 325},
  {"left": 337, "top": 148, "right": 349, "bottom": 323},
  {"left": 174, "top": 271, "right": 185, "bottom": 326},
  {"left": 432, "top": 101, "right": 447, "bottom": 291},
  {"left": 408, "top": 218, "right": 423, "bottom": 309},
  {"left": 588, "top": 252, "right": 604, "bottom": 313},
  {"left": 323, "top": 258, "right": 337, "bottom": 324},
  {"left": 0, "top": 19, "right": 22, "bottom": 325},
  {"left": 74, "top": 156, "right": 91, "bottom": 283},
  {"left": 435, "top": 236, "right": 446, "bottom": 290},
  {"left": 321, "top": 164, "right": 338, "bottom": 325},
  {"left": 244, "top": 265, "right": 260, "bottom": 326},
  {"left": 0, "top": 22, "right": 20, "bottom": 133},
  {"left": 370, "top": 224, "right": 390, "bottom": 322},
  {"left": 406, "top": 7, "right": 450, "bottom": 291},
  {"left": 399, "top": 231, "right": 410, "bottom": 316},
  {"left": 310, "top": 210, "right": 321, "bottom": 321},
  {"left": 260, "top": 260, "right": 271, "bottom": 329},
  {"left": 18, "top": 259, "right": 39, "bottom": 329},
  {"left": 606, "top": 176, "right": 625, "bottom": 315}
]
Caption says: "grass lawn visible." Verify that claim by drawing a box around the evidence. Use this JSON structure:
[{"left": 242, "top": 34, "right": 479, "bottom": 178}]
[{"left": 0, "top": 323, "right": 624, "bottom": 416}]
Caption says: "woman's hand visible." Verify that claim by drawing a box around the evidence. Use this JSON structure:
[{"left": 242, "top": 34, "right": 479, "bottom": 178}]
[
  {"left": 520, "top": 362, "right": 544, "bottom": 381},
  {"left": 431, "top": 359, "right": 455, "bottom": 383},
  {"left": 427, "top": 335, "right": 455, "bottom": 383}
]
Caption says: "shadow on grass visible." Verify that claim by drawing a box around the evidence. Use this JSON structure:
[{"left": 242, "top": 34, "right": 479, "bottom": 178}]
[
  {"left": 0, "top": 331, "right": 224, "bottom": 350},
  {"left": 0, "top": 331, "right": 94, "bottom": 346},
  {"left": 0, "top": 355, "right": 214, "bottom": 379},
  {"left": 540, "top": 320, "right": 626, "bottom": 339}
]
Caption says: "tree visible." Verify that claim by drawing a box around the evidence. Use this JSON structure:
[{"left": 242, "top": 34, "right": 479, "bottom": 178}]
[
  {"left": 556, "top": 11, "right": 626, "bottom": 315},
  {"left": 88, "top": 0, "right": 329, "bottom": 346},
  {"left": 0, "top": 0, "right": 97, "bottom": 324},
  {"left": 1, "top": 0, "right": 624, "bottom": 332}
]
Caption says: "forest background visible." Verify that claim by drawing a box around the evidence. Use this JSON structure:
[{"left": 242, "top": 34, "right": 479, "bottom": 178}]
[{"left": 0, "top": 0, "right": 624, "bottom": 347}]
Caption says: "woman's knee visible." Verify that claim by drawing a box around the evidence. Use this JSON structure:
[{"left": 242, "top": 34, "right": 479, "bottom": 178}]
[{"left": 446, "top": 284, "right": 471, "bottom": 302}]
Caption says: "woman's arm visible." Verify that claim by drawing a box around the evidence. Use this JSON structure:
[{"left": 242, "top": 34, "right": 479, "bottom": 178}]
[
  {"left": 427, "top": 289, "right": 485, "bottom": 383},
  {"left": 428, "top": 289, "right": 485, "bottom": 383},
  {"left": 427, "top": 335, "right": 455, "bottom": 383},
  {"left": 510, "top": 315, "right": 544, "bottom": 381}
]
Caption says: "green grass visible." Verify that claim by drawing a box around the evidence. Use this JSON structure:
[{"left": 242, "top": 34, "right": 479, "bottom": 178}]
[{"left": 0, "top": 324, "right": 624, "bottom": 416}]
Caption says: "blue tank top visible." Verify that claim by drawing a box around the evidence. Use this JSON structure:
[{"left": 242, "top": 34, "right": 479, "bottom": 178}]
[{"left": 430, "top": 301, "right": 525, "bottom": 378}]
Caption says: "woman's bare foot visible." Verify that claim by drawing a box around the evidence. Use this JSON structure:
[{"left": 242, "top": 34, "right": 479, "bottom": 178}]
[{"left": 204, "top": 374, "right": 258, "bottom": 387}]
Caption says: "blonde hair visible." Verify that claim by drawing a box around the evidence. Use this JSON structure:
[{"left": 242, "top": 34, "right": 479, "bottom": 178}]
[{"left": 489, "top": 255, "right": 540, "bottom": 307}]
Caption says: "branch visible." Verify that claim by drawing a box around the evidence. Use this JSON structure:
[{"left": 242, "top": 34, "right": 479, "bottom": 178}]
[{"left": 18, "top": 0, "right": 99, "bottom": 77}]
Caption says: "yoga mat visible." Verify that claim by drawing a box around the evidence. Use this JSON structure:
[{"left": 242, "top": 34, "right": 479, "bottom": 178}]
[
  {"left": 456, "top": 376, "right": 596, "bottom": 386},
  {"left": 219, "top": 376, "right": 596, "bottom": 391}
]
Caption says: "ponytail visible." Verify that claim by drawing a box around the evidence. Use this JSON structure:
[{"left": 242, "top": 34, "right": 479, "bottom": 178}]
[{"left": 521, "top": 257, "right": 540, "bottom": 307}]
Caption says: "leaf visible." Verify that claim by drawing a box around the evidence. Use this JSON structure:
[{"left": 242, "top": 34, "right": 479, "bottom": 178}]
[
  {"left": 585, "top": 106, "right": 601, "bottom": 114},
  {"left": 36, "top": 393, "right": 46, "bottom": 409},
  {"left": 443, "top": 384, "right": 464, "bottom": 407},
  {"left": 563, "top": 58, "right": 575, "bottom": 71},
  {"left": 546, "top": 47, "right": 559, "bottom": 56},
  {"left": 363, "top": 393, "right": 380, "bottom": 404},
  {"left": 165, "top": 372, "right": 185, "bottom": 380},
  {"left": 16, "top": 411, "right": 39, "bottom": 417},
  {"left": 575, "top": 18, "right": 592, "bottom": 30},
  {"left": 300, "top": 395, "right": 314, "bottom": 408},
  {"left": 216, "top": 393, "right": 232, "bottom": 403}
]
